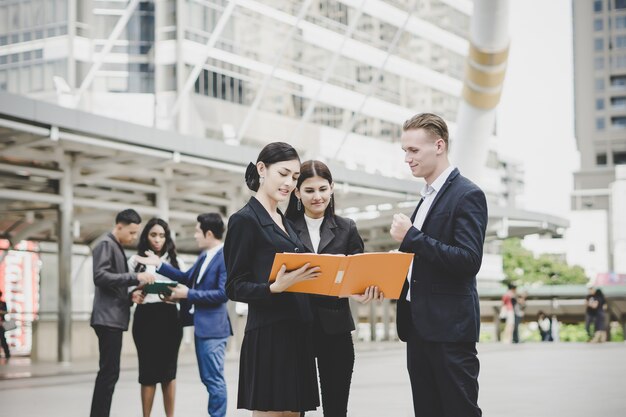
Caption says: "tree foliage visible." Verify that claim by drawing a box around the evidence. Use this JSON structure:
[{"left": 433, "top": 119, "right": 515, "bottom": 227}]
[{"left": 501, "top": 238, "right": 588, "bottom": 286}]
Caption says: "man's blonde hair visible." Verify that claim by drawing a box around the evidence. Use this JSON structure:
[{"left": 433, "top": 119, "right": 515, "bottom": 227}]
[{"left": 403, "top": 113, "right": 449, "bottom": 150}]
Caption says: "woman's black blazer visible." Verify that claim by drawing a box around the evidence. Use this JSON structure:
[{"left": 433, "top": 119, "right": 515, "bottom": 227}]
[
  {"left": 223, "top": 197, "right": 311, "bottom": 332},
  {"left": 291, "top": 214, "right": 364, "bottom": 334}
]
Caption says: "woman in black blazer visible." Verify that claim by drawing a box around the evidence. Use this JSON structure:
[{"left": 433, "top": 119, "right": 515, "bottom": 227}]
[
  {"left": 223, "top": 142, "right": 321, "bottom": 417},
  {"left": 285, "top": 160, "right": 381, "bottom": 417}
]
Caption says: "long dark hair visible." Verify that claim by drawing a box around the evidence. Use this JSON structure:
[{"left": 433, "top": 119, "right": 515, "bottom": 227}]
[
  {"left": 135, "top": 218, "right": 180, "bottom": 271},
  {"left": 285, "top": 160, "right": 335, "bottom": 220},
  {"left": 244, "top": 142, "right": 300, "bottom": 191}
]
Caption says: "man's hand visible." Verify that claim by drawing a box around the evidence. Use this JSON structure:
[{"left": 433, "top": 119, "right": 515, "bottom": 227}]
[
  {"left": 270, "top": 263, "right": 320, "bottom": 293},
  {"left": 350, "top": 285, "right": 384, "bottom": 304},
  {"left": 134, "top": 250, "right": 160, "bottom": 266},
  {"left": 390, "top": 213, "right": 413, "bottom": 242},
  {"left": 131, "top": 290, "right": 145, "bottom": 305},
  {"left": 137, "top": 272, "right": 156, "bottom": 285},
  {"left": 169, "top": 284, "right": 189, "bottom": 299}
]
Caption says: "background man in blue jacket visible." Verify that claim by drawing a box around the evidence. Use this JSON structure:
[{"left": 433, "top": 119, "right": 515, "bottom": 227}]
[
  {"left": 390, "top": 113, "right": 488, "bottom": 417},
  {"left": 138, "top": 212, "right": 232, "bottom": 417}
]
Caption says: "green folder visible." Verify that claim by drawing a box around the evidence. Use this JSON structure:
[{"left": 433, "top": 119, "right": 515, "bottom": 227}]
[{"left": 143, "top": 280, "right": 178, "bottom": 295}]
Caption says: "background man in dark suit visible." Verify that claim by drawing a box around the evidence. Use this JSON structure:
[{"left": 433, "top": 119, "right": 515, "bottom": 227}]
[
  {"left": 90, "top": 209, "right": 155, "bottom": 417},
  {"left": 390, "top": 113, "right": 488, "bottom": 417},
  {"left": 137, "top": 213, "right": 232, "bottom": 417}
]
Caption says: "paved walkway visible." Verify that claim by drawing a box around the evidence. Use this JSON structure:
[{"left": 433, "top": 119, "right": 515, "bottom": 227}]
[{"left": 1, "top": 342, "right": 625, "bottom": 417}]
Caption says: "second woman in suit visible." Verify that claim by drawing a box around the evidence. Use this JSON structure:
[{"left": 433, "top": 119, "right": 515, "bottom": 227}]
[
  {"left": 129, "top": 218, "right": 185, "bottom": 417},
  {"left": 224, "top": 142, "right": 321, "bottom": 417},
  {"left": 285, "top": 160, "right": 381, "bottom": 417}
]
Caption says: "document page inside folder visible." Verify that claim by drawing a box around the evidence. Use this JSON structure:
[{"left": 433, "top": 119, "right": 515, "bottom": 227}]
[
  {"left": 336, "top": 252, "right": 413, "bottom": 299},
  {"left": 268, "top": 253, "right": 342, "bottom": 296}
]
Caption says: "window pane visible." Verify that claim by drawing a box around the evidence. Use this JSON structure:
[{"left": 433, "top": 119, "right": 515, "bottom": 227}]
[
  {"left": 611, "top": 75, "right": 626, "bottom": 86},
  {"left": 597, "top": 117, "right": 606, "bottom": 130},
  {"left": 595, "top": 18, "right": 604, "bottom": 31},
  {"left": 597, "top": 153, "right": 607, "bottom": 165},
  {"left": 595, "top": 57, "right": 605, "bottom": 69},
  {"left": 614, "top": 151, "right": 626, "bottom": 164},
  {"left": 595, "top": 38, "right": 604, "bottom": 51},
  {"left": 596, "top": 78, "right": 605, "bottom": 90},
  {"left": 611, "top": 96, "right": 626, "bottom": 107},
  {"left": 617, "top": 16, "right": 626, "bottom": 28},
  {"left": 616, "top": 0, "right": 626, "bottom": 10},
  {"left": 611, "top": 116, "right": 626, "bottom": 127},
  {"left": 616, "top": 35, "right": 626, "bottom": 48},
  {"left": 595, "top": 0, "right": 603, "bottom": 12},
  {"left": 596, "top": 98, "right": 605, "bottom": 110}
]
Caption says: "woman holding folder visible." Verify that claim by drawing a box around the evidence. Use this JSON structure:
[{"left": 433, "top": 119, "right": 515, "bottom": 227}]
[
  {"left": 285, "top": 160, "right": 381, "bottom": 417},
  {"left": 128, "top": 218, "right": 185, "bottom": 417},
  {"left": 224, "top": 142, "right": 321, "bottom": 417}
]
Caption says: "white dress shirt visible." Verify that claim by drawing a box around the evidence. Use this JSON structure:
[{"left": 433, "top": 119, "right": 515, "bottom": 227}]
[
  {"left": 406, "top": 165, "right": 455, "bottom": 301},
  {"left": 197, "top": 243, "right": 224, "bottom": 284},
  {"left": 304, "top": 214, "right": 324, "bottom": 254}
]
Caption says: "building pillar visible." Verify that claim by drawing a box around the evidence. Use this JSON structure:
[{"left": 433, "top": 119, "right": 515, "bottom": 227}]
[
  {"left": 493, "top": 306, "right": 500, "bottom": 342},
  {"left": 157, "top": 180, "right": 170, "bottom": 222},
  {"left": 368, "top": 303, "right": 376, "bottom": 341},
  {"left": 382, "top": 298, "right": 391, "bottom": 341},
  {"left": 58, "top": 156, "right": 73, "bottom": 362}
]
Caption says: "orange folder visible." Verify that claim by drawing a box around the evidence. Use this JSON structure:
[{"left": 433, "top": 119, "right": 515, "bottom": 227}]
[{"left": 268, "top": 252, "right": 414, "bottom": 299}]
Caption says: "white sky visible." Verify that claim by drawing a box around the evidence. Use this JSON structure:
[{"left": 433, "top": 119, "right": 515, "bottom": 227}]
[{"left": 497, "top": 0, "right": 580, "bottom": 218}]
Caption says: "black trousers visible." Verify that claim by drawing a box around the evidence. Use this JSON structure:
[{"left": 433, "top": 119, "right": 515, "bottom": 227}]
[
  {"left": 407, "top": 329, "right": 481, "bottom": 417},
  {"left": 90, "top": 326, "right": 123, "bottom": 417},
  {"left": 313, "top": 326, "right": 355, "bottom": 417},
  {"left": 0, "top": 327, "right": 10, "bottom": 358}
]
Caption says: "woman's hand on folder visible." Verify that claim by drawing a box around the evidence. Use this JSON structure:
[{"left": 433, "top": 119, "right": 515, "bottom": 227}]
[
  {"left": 350, "top": 286, "right": 384, "bottom": 304},
  {"left": 270, "top": 263, "right": 321, "bottom": 293}
]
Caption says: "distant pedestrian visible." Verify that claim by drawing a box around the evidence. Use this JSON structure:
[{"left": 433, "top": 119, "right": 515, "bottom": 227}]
[
  {"left": 537, "top": 311, "right": 552, "bottom": 342},
  {"left": 500, "top": 284, "right": 516, "bottom": 343},
  {"left": 0, "top": 290, "right": 11, "bottom": 359},
  {"left": 512, "top": 292, "right": 526, "bottom": 343},
  {"left": 584, "top": 286, "right": 598, "bottom": 339},
  {"left": 589, "top": 288, "right": 607, "bottom": 343}
]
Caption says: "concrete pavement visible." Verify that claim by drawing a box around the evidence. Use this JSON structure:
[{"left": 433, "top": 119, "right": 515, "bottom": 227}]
[{"left": 1, "top": 342, "right": 625, "bottom": 417}]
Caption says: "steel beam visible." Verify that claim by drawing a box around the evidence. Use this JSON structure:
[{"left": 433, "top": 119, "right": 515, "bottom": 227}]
[
  {"left": 75, "top": 0, "right": 141, "bottom": 106},
  {"left": 235, "top": 0, "right": 314, "bottom": 143},
  {"left": 291, "top": 0, "right": 367, "bottom": 142},
  {"left": 169, "top": 0, "right": 237, "bottom": 121},
  {"left": 334, "top": 0, "right": 418, "bottom": 159},
  {"left": 57, "top": 156, "right": 73, "bottom": 362}
]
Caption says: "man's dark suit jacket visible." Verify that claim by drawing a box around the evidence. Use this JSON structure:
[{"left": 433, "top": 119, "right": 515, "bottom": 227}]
[
  {"left": 158, "top": 248, "right": 233, "bottom": 339},
  {"left": 291, "top": 214, "right": 364, "bottom": 334},
  {"left": 90, "top": 233, "right": 139, "bottom": 330},
  {"left": 224, "top": 197, "right": 311, "bottom": 332},
  {"left": 396, "top": 168, "right": 488, "bottom": 343}
]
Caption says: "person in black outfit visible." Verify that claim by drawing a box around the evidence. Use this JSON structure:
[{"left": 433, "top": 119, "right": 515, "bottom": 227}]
[
  {"left": 90, "top": 209, "right": 155, "bottom": 417},
  {"left": 0, "top": 290, "right": 10, "bottom": 359},
  {"left": 285, "top": 160, "right": 382, "bottom": 417},
  {"left": 391, "top": 114, "right": 487, "bottom": 417},
  {"left": 223, "top": 142, "right": 321, "bottom": 417},
  {"left": 590, "top": 288, "right": 608, "bottom": 343},
  {"left": 584, "top": 286, "right": 599, "bottom": 339},
  {"left": 128, "top": 218, "right": 184, "bottom": 417}
]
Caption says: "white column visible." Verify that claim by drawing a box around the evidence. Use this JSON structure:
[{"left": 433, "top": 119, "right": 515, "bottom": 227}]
[
  {"left": 450, "top": 0, "right": 510, "bottom": 183},
  {"left": 611, "top": 166, "right": 626, "bottom": 273}
]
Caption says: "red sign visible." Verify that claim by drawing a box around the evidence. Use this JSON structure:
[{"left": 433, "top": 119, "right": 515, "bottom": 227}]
[
  {"left": 0, "top": 239, "right": 41, "bottom": 355},
  {"left": 594, "top": 272, "right": 626, "bottom": 286}
]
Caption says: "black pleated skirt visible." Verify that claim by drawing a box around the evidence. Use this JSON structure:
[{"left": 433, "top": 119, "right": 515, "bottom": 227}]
[
  {"left": 237, "top": 320, "right": 319, "bottom": 412},
  {"left": 132, "top": 302, "right": 183, "bottom": 385}
]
